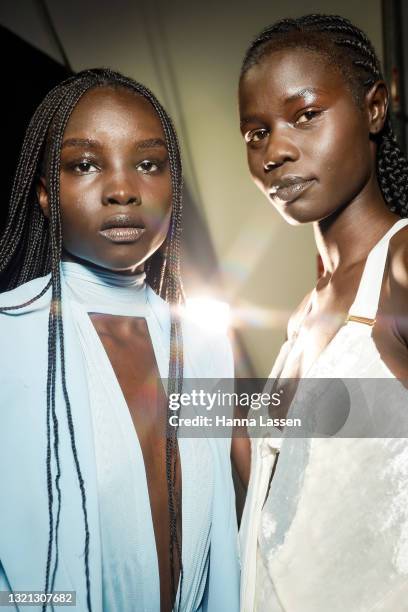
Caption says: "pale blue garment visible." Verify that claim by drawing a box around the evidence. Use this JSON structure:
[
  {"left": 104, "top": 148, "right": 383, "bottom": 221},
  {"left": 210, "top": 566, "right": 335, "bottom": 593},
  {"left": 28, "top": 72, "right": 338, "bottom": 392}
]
[
  {"left": 0, "top": 261, "right": 240, "bottom": 612},
  {"left": 62, "top": 261, "right": 212, "bottom": 612}
]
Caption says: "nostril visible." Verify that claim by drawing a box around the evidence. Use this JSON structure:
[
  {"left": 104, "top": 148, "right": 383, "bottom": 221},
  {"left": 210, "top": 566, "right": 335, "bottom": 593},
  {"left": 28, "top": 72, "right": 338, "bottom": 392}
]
[
  {"left": 107, "top": 196, "right": 120, "bottom": 205},
  {"left": 264, "top": 161, "right": 278, "bottom": 173},
  {"left": 105, "top": 195, "right": 141, "bottom": 205}
]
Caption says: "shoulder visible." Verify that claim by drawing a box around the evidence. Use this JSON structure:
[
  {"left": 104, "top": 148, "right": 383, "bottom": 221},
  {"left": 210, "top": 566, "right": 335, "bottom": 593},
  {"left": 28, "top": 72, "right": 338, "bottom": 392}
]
[
  {"left": 0, "top": 274, "right": 51, "bottom": 313},
  {"left": 387, "top": 225, "right": 408, "bottom": 341},
  {"left": 0, "top": 275, "right": 51, "bottom": 377},
  {"left": 388, "top": 224, "right": 408, "bottom": 287}
]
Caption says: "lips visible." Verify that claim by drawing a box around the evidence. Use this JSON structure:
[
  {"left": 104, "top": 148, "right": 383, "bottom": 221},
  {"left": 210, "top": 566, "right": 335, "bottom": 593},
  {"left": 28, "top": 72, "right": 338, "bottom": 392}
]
[
  {"left": 99, "top": 227, "right": 146, "bottom": 243},
  {"left": 99, "top": 214, "right": 146, "bottom": 243},
  {"left": 269, "top": 177, "right": 316, "bottom": 204}
]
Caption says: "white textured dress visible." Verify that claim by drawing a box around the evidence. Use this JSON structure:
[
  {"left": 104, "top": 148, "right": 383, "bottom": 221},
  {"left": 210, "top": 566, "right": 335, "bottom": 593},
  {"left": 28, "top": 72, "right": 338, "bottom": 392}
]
[{"left": 240, "top": 218, "right": 408, "bottom": 612}]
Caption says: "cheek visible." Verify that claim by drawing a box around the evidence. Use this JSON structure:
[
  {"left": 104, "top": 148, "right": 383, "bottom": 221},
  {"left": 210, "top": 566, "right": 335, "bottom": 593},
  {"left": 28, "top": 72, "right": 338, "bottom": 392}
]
[
  {"left": 311, "top": 116, "right": 370, "bottom": 184},
  {"left": 143, "top": 182, "right": 172, "bottom": 235},
  {"left": 59, "top": 178, "right": 98, "bottom": 230},
  {"left": 247, "top": 150, "right": 264, "bottom": 185},
  {"left": 60, "top": 197, "right": 95, "bottom": 238},
  {"left": 150, "top": 174, "right": 172, "bottom": 205}
]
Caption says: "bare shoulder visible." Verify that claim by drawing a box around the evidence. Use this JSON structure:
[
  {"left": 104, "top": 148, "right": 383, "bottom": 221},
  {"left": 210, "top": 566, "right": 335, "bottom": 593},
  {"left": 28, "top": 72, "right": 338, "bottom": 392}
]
[
  {"left": 287, "top": 290, "right": 314, "bottom": 340},
  {"left": 388, "top": 224, "right": 408, "bottom": 288},
  {"left": 387, "top": 225, "right": 408, "bottom": 342}
]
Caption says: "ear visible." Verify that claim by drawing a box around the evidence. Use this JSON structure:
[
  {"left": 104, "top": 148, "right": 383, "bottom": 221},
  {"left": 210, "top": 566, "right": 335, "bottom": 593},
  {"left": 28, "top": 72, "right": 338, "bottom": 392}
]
[
  {"left": 36, "top": 176, "right": 50, "bottom": 218},
  {"left": 366, "top": 81, "right": 388, "bottom": 135}
]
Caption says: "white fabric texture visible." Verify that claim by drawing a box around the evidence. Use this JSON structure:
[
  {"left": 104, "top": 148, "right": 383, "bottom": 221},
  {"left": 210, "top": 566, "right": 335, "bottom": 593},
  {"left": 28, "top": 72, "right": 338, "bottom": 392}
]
[{"left": 240, "top": 219, "right": 408, "bottom": 612}]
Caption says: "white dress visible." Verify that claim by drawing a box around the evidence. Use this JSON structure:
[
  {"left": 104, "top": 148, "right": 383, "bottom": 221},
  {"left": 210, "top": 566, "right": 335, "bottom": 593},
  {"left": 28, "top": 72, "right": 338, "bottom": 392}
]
[{"left": 240, "top": 218, "right": 408, "bottom": 612}]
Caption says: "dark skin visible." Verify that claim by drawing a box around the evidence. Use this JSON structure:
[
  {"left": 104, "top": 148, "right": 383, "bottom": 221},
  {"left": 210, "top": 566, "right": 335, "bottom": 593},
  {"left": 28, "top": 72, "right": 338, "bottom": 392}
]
[
  {"left": 238, "top": 48, "right": 408, "bottom": 422},
  {"left": 38, "top": 87, "right": 180, "bottom": 612}
]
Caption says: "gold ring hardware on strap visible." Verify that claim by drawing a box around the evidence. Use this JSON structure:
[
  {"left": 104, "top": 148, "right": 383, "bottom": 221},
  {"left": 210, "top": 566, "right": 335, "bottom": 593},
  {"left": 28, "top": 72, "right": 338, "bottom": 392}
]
[{"left": 345, "top": 314, "right": 376, "bottom": 326}]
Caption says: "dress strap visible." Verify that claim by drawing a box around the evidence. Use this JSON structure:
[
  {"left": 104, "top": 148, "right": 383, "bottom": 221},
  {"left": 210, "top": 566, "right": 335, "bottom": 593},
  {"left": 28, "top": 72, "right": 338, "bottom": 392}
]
[{"left": 347, "top": 218, "right": 408, "bottom": 322}]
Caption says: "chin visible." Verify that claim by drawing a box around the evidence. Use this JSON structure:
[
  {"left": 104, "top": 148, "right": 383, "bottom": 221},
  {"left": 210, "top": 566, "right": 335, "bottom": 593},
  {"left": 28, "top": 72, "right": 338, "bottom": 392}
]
[
  {"left": 98, "top": 255, "right": 149, "bottom": 272},
  {"left": 278, "top": 202, "right": 335, "bottom": 226}
]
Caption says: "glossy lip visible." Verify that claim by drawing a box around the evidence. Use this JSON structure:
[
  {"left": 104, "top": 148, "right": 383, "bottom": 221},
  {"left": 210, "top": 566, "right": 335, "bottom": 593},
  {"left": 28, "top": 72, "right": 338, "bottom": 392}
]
[
  {"left": 99, "top": 227, "right": 146, "bottom": 243},
  {"left": 269, "top": 176, "right": 316, "bottom": 204},
  {"left": 99, "top": 214, "right": 146, "bottom": 243}
]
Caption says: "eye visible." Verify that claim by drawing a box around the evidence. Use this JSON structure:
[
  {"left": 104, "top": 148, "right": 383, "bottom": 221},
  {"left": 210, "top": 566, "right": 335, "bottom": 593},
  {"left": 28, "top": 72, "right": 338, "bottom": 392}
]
[
  {"left": 244, "top": 128, "right": 269, "bottom": 144},
  {"left": 295, "top": 110, "right": 321, "bottom": 125},
  {"left": 72, "top": 160, "right": 98, "bottom": 174},
  {"left": 137, "top": 160, "right": 161, "bottom": 174}
]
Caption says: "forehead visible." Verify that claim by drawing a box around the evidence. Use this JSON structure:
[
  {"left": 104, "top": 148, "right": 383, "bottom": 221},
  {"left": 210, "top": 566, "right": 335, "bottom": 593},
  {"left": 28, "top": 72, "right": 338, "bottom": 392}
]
[
  {"left": 239, "top": 47, "right": 348, "bottom": 112},
  {"left": 64, "top": 86, "right": 164, "bottom": 138}
]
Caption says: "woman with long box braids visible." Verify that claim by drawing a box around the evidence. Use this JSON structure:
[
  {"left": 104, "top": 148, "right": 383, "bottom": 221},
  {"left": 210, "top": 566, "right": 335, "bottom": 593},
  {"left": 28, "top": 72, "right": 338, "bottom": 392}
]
[
  {"left": 238, "top": 14, "right": 408, "bottom": 612},
  {"left": 0, "top": 68, "right": 239, "bottom": 612}
]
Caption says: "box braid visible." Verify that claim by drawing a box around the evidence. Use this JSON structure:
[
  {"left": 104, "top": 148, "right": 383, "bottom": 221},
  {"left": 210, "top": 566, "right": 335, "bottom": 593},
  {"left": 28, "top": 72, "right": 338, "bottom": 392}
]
[
  {"left": 0, "top": 68, "right": 184, "bottom": 610},
  {"left": 241, "top": 13, "right": 408, "bottom": 218}
]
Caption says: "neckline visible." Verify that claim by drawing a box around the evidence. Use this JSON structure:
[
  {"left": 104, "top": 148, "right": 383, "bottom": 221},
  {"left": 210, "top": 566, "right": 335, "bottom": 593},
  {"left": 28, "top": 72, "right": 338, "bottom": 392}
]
[
  {"left": 61, "top": 260, "right": 146, "bottom": 288},
  {"left": 286, "top": 218, "right": 408, "bottom": 379},
  {"left": 61, "top": 260, "right": 148, "bottom": 311}
]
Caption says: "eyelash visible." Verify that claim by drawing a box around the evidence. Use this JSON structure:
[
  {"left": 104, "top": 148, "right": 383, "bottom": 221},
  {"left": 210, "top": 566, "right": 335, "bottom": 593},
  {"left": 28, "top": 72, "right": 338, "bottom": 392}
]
[
  {"left": 137, "top": 159, "right": 163, "bottom": 174},
  {"left": 295, "top": 109, "right": 322, "bottom": 125},
  {"left": 68, "top": 158, "right": 165, "bottom": 175},
  {"left": 244, "top": 109, "right": 322, "bottom": 143},
  {"left": 71, "top": 160, "right": 98, "bottom": 174},
  {"left": 244, "top": 129, "right": 268, "bottom": 144}
]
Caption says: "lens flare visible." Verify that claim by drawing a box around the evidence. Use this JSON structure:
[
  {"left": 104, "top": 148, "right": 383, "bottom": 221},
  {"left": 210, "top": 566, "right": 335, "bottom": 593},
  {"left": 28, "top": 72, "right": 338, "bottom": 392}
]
[{"left": 184, "top": 297, "right": 231, "bottom": 333}]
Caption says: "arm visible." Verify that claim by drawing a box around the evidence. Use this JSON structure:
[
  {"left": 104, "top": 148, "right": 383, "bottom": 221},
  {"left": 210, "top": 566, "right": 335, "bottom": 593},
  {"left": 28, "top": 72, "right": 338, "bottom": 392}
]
[{"left": 231, "top": 433, "right": 251, "bottom": 489}]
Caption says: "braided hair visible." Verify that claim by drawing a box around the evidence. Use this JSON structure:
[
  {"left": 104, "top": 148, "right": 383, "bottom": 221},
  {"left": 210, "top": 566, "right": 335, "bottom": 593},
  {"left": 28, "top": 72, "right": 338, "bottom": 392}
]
[
  {"left": 0, "top": 68, "right": 184, "bottom": 611},
  {"left": 241, "top": 13, "right": 408, "bottom": 218}
]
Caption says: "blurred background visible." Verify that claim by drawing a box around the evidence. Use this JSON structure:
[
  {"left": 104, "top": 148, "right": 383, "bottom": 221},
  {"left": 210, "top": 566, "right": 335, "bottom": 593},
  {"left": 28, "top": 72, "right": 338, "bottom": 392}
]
[{"left": 0, "top": 0, "right": 406, "bottom": 377}]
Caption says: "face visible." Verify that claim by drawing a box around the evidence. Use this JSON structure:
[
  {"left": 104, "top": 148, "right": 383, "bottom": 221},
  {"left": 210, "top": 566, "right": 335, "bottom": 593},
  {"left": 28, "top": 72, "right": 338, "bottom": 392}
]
[
  {"left": 39, "top": 86, "right": 172, "bottom": 273},
  {"left": 239, "top": 48, "right": 382, "bottom": 225}
]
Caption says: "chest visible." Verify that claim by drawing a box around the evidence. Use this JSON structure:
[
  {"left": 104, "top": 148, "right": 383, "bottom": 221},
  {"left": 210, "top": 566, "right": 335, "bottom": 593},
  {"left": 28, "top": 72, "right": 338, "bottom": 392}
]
[
  {"left": 272, "top": 274, "right": 406, "bottom": 409},
  {"left": 276, "top": 287, "right": 355, "bottom": 382},
  {"left": 88, "top": 313, "right": 169, "bottom": 450}
]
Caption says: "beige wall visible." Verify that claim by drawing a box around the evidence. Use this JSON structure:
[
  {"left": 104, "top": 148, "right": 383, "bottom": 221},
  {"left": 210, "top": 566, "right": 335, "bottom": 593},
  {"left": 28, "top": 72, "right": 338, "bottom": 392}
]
[{"left": 1, "top": 0, "right": 383, "bottom": 376}]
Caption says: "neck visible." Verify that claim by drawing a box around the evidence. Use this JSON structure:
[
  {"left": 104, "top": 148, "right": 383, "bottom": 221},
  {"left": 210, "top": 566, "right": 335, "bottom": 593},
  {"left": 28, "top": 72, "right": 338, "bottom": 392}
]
[
  {"left": 61, "top": 258, "right": 146, "bottom": 291},
  {"left": 61, "top": 249, "right": 144, "bottom": 277},
  {"left": 313, "top": 179, "right": 398, "bottom": 275}
]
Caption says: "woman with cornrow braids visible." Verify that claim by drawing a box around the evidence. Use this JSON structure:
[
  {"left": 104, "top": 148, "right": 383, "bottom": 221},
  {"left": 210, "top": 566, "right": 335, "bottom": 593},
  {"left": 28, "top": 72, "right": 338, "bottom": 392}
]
[
  {"left": 0, "top": 68, "right": 239, "bottom": 612},
  {"left": 238, "top": 14, "right": 408, "bottom": 612}
]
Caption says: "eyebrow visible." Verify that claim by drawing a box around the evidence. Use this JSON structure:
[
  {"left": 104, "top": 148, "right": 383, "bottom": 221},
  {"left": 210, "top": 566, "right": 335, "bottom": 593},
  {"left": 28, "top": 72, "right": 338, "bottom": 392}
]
[
  {"left": 134, "top": 138, "right": 167, "bottom": 151},
  {"left": 240, "top": 116, "right": 261, "bottom": 129},
  {"left": 240, "top": 87, "right": 326, "bottom": 128},
  {"left": 284, "top": 87, "right": 325, "bottom": 104},
  {"left": 61, "top": 137, "right": 167, "bottom": 150}
]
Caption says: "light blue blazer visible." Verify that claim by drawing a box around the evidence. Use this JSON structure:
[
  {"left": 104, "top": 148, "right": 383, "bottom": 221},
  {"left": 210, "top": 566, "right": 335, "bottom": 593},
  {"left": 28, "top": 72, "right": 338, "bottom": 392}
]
[{"left": 0, "top": 271, "right": 240, "bottom": 611}]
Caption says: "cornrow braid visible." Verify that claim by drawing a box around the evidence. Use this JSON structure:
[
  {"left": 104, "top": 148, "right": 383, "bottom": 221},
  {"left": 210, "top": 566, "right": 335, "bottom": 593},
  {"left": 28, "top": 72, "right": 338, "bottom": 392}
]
[
  {"left": 241, "top": 13, "right": 408, "bottom": 217},
  {"left": 0, "top": 68, "right": 184, "bottom": 610}
]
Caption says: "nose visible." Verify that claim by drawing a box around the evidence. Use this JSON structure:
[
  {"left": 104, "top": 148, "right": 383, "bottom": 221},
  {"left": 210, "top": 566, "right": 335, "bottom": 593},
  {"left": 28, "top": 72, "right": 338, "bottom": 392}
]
[
  {"left": 263, "top": 129, "right": 299, "bottom": 173},
  {"left": 102, "top": 172, "right": 141, "bottom": 206}
]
